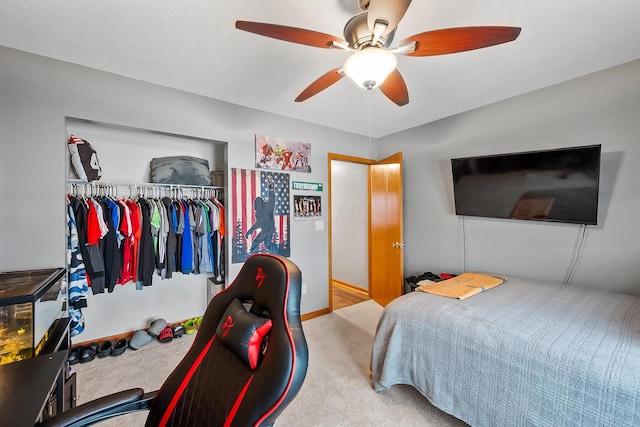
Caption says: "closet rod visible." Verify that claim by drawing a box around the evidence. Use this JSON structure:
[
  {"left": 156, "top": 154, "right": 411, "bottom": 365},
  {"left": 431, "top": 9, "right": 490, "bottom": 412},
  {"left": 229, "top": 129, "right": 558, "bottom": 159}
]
[{"left": 66, "top": 178, "right": 223, "bottom": 191}]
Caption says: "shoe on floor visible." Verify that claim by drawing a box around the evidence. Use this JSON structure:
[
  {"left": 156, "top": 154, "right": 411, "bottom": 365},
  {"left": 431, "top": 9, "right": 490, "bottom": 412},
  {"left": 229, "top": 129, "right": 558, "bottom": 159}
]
[
  {"left": 129, "top": 330, "right": 153, "bottom": 350},
  {"left": 183, "top": 319, "right": 197, "bottom": 335},
  {"left": 112, "top": 338, "right": 128, "bottom": 356},
  {"left": 172, "top": 324, "right": 185, "bottom": 338},
  {"left": 80, "top": 342, "right": 99, "bottom": 363},
  {"left": 158, "top": 326, "right": 173, "bottom": 343},
  {"left": 97, "top": 340, "right": 113, "bottom": 358},
  {"left": 68, "top": 347, "right": 80, "bottom": 365},
  {"left": 148, "top": 318, "right": 167, "bottom": 337}
]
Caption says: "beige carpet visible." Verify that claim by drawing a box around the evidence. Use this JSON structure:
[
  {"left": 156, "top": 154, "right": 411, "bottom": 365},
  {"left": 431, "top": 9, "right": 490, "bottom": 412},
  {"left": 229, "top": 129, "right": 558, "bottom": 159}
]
[{"left": 72, "top": 300, "right": 468, "bottom": 426}]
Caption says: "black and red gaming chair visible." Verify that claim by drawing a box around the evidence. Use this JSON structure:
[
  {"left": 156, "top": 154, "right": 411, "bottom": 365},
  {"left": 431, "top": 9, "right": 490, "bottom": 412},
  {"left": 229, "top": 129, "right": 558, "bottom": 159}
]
[{"left": 40, "top": 254, "right": 308, "bottom": 427}]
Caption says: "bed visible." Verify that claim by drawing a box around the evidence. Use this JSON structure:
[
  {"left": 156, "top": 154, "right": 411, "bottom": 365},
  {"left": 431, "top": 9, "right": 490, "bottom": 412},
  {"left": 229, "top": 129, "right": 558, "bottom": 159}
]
[{"left": 370, "top": 275, "right": 640, "bottom": 427}]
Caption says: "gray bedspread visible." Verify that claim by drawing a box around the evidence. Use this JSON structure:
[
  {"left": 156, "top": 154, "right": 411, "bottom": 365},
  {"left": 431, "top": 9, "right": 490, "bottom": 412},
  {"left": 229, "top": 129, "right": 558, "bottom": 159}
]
[{"left": 371, "top": 276, "right": 640, "bottom": 426}]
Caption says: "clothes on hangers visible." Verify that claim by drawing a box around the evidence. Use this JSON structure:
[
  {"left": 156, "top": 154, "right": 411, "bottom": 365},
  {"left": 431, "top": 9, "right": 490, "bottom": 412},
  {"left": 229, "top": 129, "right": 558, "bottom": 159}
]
[
  {"left": 161, "top": 197, "right": 177, "bottom": 279},
  {"left": 66, "top": 186, "right": 226, "bottom": 295},
  {"left": 69, "top": 196, "right": 105, "bottom": 293},
  {"left": 66, "top": 202, "right": 88, "bottom": 337}
]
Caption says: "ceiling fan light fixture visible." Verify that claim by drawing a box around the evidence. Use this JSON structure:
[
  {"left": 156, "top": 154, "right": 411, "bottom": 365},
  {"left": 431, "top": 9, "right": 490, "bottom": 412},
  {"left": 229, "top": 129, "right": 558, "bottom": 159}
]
[{"left": 343, "top": 47, "right": 397, "bottom": 90}]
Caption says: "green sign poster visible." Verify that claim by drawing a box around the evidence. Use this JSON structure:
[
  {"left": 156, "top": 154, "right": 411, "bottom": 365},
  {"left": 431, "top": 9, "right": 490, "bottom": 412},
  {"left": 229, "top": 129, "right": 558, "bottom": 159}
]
[{"left": 292, "top": 181, "right": 323, "bottom": 192}]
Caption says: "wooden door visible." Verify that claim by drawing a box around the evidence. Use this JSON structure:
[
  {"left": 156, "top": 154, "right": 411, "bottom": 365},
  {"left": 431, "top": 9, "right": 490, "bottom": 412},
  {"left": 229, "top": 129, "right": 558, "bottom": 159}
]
[{"left": 369, "top": 152, "right": 404, "bottom": 307}]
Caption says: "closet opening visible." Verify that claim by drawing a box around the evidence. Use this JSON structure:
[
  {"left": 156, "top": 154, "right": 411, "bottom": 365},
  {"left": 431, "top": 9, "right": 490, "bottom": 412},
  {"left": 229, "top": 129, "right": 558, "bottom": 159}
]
[{"left": 64, "top": 117, "right": 227, "bottom": 344}]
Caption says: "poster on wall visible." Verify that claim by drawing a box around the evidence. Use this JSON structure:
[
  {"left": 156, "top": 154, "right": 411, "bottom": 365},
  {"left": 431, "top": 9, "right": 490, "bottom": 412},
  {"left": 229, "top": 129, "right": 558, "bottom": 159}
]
[
  {"left": 255, "top": 134, "right": 312, "bottom": 172},
  {"left": 293, "top": 195, "right": 322, "bottom": 220},
  {"left": 231, "top": 168, "right": 290, "bottom": 263},
  {"left": 292, "top": 181, "right": 323, "bottom": 191}
]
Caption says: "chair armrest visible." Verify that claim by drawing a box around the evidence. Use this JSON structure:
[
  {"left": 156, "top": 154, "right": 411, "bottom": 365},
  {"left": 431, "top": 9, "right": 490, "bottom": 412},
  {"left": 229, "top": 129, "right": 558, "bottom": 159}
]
[{"left": 38, "top": 388, "right": 157, "bottom": 427}]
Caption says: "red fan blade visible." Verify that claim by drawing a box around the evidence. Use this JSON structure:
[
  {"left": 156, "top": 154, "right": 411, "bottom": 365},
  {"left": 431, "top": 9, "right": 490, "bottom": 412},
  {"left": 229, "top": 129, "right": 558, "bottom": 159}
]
[
  {"left": 367, "top": 0, "right": 412, "bottom": 37},
  {"left": 402, "top": 26, "right": 521, "bottom": 57},
  {"left": 236, "top": 21, "right": 347, "bottom": 49},
  {"left": 379, "top": 68, "right": 409, "bottom": 106},
  {"left": 295, "top": 68, "right": 345, "bottom": 102}
]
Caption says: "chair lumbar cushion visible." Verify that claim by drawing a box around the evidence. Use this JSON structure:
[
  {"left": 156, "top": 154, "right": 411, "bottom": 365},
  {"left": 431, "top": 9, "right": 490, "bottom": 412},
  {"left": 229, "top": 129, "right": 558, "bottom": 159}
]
[{"left": 216, "top": 298, "right": 272, "bottom": 369}]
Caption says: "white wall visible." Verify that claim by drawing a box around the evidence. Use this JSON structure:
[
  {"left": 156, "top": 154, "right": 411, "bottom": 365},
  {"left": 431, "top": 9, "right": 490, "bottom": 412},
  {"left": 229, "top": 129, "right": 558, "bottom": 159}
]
[
  {"left": 0, "top": 46, "right": 373, "bottom": 342},
  {"left": 331, "top": 160, "right": 369, "bottom": 290},
  {"left": 379, "top": 59, "right": 640, "bottom": 296},
  {"left": 66, "top": 119, "right": 226, "bottom": 182}
]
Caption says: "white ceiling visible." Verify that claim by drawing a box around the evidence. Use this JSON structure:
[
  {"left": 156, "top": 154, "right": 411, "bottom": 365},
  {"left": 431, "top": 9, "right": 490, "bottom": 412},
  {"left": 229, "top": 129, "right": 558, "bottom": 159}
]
[{"left": 1, "top": 1, "right": 639, "bottom": 138}]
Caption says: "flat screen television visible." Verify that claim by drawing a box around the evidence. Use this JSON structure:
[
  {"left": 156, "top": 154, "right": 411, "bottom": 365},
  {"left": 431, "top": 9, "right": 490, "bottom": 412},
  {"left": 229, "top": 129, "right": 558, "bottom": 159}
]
[{"left": 451, "top": 144, "right": 601, "bottom": 225}]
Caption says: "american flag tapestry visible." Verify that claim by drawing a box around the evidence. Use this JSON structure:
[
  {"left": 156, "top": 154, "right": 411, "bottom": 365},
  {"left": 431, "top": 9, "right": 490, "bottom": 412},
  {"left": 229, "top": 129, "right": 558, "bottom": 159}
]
[{"left": 231, "top": 168, "right": 290, "bottom": 263}]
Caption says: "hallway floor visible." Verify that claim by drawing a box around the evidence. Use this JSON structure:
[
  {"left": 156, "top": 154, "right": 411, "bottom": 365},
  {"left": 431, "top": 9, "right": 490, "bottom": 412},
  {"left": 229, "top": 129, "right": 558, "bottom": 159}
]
[{"left": 332, "top": 281, "right": 369, "bottom": 310}]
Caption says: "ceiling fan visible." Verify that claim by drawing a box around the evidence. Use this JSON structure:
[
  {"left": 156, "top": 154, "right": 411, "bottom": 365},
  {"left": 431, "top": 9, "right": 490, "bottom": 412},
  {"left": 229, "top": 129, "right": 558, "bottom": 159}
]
[{"left": 236, "top": 0, "right": 521, "bottom": 106}]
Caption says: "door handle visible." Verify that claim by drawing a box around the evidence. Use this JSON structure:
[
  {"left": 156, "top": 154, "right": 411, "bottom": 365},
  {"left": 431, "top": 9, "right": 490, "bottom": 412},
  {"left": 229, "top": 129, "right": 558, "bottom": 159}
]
[{"left": 392, "top": 242, "right": 406, "bottom": 248}]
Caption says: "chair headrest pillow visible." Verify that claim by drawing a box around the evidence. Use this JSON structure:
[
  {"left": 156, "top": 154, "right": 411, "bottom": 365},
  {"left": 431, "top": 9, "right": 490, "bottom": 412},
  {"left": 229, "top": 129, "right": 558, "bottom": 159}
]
[{"left": 216, "top": 298, "right": 272, "bottom": 369}]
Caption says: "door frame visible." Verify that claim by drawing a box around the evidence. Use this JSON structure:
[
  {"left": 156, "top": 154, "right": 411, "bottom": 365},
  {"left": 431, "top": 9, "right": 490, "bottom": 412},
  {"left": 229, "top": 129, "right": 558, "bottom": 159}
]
[{"left": 328, "top": 153, "right": 374, "bottom": 312}]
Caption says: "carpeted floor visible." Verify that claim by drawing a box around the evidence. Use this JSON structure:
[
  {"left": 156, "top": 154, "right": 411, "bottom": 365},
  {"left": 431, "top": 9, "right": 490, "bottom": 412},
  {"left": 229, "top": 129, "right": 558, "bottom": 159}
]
[{"left": 72, "top": 300, "right": 468, "bottom": 426}]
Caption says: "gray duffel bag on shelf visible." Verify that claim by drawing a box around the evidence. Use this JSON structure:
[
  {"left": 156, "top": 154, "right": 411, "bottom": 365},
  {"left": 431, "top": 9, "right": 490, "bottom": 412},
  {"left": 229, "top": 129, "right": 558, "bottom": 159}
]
[{"left": 150, "top": 156, "right": 212, "bottom": 185}]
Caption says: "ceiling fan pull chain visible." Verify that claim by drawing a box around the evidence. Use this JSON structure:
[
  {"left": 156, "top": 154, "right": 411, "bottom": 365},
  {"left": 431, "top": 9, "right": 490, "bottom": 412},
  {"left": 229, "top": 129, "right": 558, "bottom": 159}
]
[{"left": 368, "top": 90, "right": 372, "bottom": 148}]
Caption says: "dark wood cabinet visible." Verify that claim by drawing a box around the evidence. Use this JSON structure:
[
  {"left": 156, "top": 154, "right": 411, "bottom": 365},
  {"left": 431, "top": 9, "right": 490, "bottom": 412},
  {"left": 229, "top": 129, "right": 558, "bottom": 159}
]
[
  {"left": 0, "top": 267, "right": 76, "bottom": 423},
  {"left": 39, "top": 317, "right": 74, "bottom": 421},
  {"left": 0, "top": 350, "right": 68, "bottom": 426},
  {"left": 0, "top": 317, "right": 74, "bottom": 425}
]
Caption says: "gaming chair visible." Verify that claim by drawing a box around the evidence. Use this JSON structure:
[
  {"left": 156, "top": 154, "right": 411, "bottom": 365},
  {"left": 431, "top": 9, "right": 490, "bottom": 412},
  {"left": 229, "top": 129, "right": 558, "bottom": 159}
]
[{"left": 39, "top": 254, "right": 308, "bottom": 427}]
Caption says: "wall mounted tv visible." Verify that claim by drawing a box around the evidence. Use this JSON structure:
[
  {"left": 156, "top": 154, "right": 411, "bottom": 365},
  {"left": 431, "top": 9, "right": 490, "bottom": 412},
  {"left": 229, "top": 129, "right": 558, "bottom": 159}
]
[{"left": 451, "top": 144, "right": 601, "bottom": 225}]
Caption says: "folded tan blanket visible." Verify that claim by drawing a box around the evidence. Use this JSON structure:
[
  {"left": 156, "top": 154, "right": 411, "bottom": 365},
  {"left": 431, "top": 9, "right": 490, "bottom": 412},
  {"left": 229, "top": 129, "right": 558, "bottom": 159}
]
[{"left": 417, "top": 272, "right": 507, "bottom": 300}]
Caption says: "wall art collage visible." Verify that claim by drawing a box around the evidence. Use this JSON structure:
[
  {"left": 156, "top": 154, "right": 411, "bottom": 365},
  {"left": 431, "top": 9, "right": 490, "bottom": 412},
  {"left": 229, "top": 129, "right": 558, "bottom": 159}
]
[{"left": 231, "top": 134, "right": 322, "bottom": 262}]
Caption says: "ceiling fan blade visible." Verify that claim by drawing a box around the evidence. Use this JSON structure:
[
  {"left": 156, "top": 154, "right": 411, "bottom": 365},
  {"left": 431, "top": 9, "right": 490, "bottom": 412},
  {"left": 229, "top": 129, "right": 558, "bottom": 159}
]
[
  {"left": 295, "top": 68, "right": 345, "bottom": 102},
  {"left": 402, "top": 26, "right": 521, "bottom": 57},
  {"left": 367, "top": 0, "right": 412, "bottom": 37},
  {"left": 379, "top": 68, "right": 409, "bottom": 106},
  {"left": 236, "top": 21, "right": 347, "bottom": 49}
]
